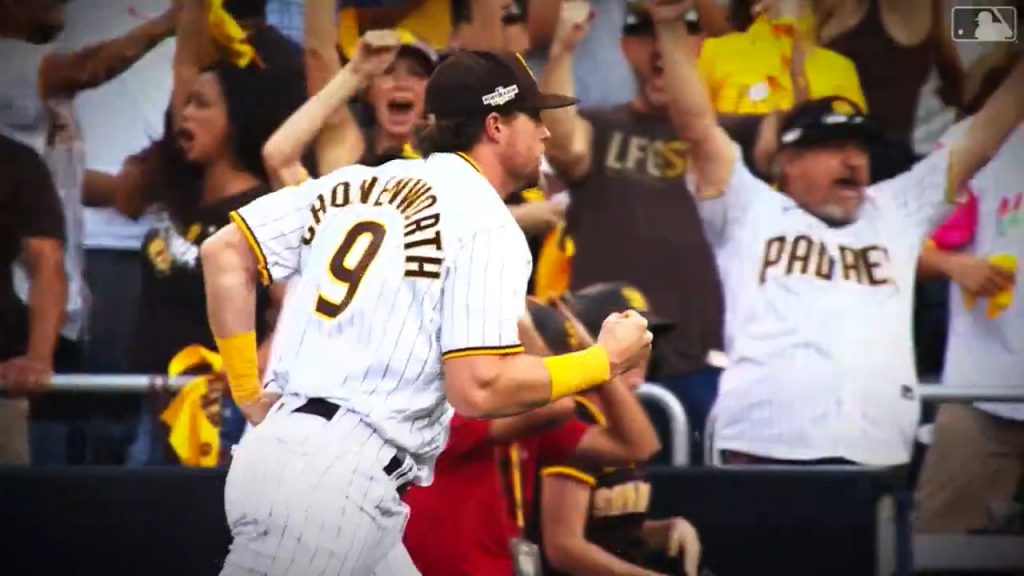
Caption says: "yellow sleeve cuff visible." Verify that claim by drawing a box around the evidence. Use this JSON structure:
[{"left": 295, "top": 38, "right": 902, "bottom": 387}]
[
  {"left": 543, "top": 345, "right": 610, "bottom": 402},
  {"left": 215, "top": 330, "right": 261, "bottom": 405}
]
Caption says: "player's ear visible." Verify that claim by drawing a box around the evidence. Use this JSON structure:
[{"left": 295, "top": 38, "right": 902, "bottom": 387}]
[{"left": 483, "top": 111, "right": 506, "bottom": 142}]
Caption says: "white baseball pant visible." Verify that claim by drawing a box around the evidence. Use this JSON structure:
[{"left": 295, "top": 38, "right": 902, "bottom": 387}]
[{"left": 219, "top": 396, "right": 420, "bottom": 576}]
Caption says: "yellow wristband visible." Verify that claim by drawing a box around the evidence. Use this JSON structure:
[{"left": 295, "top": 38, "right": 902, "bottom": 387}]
[
  {"left": 542, "top": 346, "right": 611, "bottom": 401},
  {"left": 215, "top": 330, "right": 261, "bottom": 405}
]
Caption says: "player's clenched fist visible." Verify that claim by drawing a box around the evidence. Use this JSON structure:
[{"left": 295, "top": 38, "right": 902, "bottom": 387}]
[{"left": 596, "top": 310, "right": 653, "bottom": 376}]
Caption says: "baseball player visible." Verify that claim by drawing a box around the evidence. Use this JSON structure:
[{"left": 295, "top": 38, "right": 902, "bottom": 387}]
[
  {"left": 199, "top": 50, "right": 654, "bottom": 575},
  {"left": 652, "top": 15, "right": 1024, "bottom": 466}
]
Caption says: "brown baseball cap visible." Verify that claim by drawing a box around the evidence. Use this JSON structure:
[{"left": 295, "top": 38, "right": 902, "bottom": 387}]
[{"left": 425, "top": 51, "right": 577, "bottom": 120}]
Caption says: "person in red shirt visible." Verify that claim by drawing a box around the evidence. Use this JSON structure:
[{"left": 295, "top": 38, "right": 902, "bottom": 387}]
[{"left": 403, "top": 298, "right": 664, "bottom": 575}]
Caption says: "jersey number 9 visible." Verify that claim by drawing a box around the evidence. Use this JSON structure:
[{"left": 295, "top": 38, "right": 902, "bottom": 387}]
[{"left": 314, "top": 220, "right": 386, "bottom": 320}]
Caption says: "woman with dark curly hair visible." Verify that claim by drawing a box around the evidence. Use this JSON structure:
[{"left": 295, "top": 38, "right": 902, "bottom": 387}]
[{"left": 114, "top": 0, "right": 305, "bottom": 465}]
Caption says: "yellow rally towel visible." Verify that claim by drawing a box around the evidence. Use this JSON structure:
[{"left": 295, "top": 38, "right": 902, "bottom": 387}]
[
  {"left": 533, "top": 224, "right": 575, "bottom": 302},
  {"left": 208, "top": 0, "right": 258, "bottom": 68},
  {"left": 160, "top": 345, "right": 226, "bottom": 467},
  {"left": 963, "top": 253, "right": 1018, "bottom": 319}
]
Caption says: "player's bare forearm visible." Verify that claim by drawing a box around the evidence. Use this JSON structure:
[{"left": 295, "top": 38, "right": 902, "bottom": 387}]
[
  {"left": 539, "top": 20, "right": 593, "bottom": 181},
  {"left": 200, "top": 225, "right": 259, "bottom": 339},
  {"left": 948, "top": 59, "right": 1024, "bottom": 197},
  {"left": 655, "top": 19, "right": 735, "bottom": 197},
  {"left": 23, "top": 238, "right": 66, "bottom": 364},
  {"left": 41, "top": 8, "right": 176, "bottom": 99},
  {"left": 444, "top": 353, "right": 559, "bottom": 418}
]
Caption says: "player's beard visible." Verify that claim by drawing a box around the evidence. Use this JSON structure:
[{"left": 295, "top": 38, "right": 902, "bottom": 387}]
[{"left": 520, "top": 163, "right": 541, "bottom": 190}]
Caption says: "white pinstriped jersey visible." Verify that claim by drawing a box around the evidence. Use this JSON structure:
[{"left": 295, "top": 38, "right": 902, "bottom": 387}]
[
  {"left": 231, "top": 153, "right": 532, "bottom": 484},
  {"left": 939, "top": 122, "right": 1024, "bottom": 421},
  {"left": 698, "top": 141, "right": 956, "bottom": 465}
]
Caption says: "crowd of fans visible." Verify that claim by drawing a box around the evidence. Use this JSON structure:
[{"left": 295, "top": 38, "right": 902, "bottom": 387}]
[{"left": 0, "top": 0, "right": 1021, "bottom": 574}]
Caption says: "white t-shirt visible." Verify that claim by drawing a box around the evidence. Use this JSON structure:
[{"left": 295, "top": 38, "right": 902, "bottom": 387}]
[
  {"left": 232, "top": 154, "right": 532, "bottom": 484},
  {"left": 698, "top": 142, "right": 956, "bottom": 465},
  {"left": 0, "top": 39, "right": 52, "bottom": 155},
  {"left": 939, "top": 123, "right": 1024, "bottom": 421}
]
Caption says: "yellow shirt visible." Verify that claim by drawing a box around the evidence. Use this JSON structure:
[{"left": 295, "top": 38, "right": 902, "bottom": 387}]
[{"left": 698, "top": 17, "right": 867, "bottom": 115}]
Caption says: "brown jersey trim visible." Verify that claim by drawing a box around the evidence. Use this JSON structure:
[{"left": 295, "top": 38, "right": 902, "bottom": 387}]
[
  {"left": 441, "top": 344, "right": 525, "bottom": 360},
  {"left": 229, "top": 210, "right": 272, "bottom": 286}
]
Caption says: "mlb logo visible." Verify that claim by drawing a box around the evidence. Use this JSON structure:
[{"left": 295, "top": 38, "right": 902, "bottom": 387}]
[{"left": 951, "top": 6, "right": 1017, "bottom": 42}]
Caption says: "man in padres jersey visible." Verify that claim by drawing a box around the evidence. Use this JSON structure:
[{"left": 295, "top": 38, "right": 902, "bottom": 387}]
[
  {"left": 655, "top": 22, "right": 1024, "bottom": 467},
  {"left": 199, "top": 49, "right": 654, "bottom": 576}
]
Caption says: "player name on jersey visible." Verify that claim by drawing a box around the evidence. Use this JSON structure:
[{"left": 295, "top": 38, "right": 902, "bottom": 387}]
[
  {"left": 759, "top": 234, "right": 893, "bottom": 287},
  {"left": 302, "top": 175, "right": 444, "bottom": 279}
]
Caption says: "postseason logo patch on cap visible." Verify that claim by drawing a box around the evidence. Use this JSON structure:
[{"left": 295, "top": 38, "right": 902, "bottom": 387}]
[{"left": 482, "top": 84, "right": 520, "bottom": 107}]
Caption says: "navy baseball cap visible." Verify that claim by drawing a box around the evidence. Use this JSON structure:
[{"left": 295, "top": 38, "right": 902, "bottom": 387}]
[
  {"left": 564, "top": 282, "right": 675, "bottom": 340},
  {"left": 623, "top": 0, "right": 700, "bottom": 36},
  {"left": 526, "top": 299, "right": 583, "bottom": 355},
  {"left": 425, "top": 51, "right": 577, "bottom": 120},
  {"left": 778, "top": 96, "right": 882, "bottom": 149}
]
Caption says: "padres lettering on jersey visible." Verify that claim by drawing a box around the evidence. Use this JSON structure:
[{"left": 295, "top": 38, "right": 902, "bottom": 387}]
[
  {"left": 758, "top": 234, "right": 892, "bottom": 286},
  {"left": 696, "top": 141, "right": 957, "bottom": 466}
]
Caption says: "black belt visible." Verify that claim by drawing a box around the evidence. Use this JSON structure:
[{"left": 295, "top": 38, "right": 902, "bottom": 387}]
[{"left": 294, "top": 398, "right": 410, "bottom": 493}]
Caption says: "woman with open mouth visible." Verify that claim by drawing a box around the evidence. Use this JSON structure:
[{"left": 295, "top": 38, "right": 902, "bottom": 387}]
[
  {"left": 260, "top": 0, "right": 439, "bottom": 189},
  {"left": 109, "top": 0, "right": 304, "bottom": 466}
]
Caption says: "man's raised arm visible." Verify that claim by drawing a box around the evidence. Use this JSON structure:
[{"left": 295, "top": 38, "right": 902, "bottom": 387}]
[
  {"left": 40, "top": 4, "right": 178, "bottom": 100},
  {"left": 538, "top": 0, "right": 593, "bottom": 183},
  {"left": 946, "top": 56, "right": 1024, "bottom": 198},
  {"left": 651, "top": 0, "right": 735, "bottom": 198}
]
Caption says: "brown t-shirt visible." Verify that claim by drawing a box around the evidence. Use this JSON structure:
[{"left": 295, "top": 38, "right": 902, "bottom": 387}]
[
  {"left": 567, "top": 104, "right": 723, "bottom": 377},
  {"left": 0, "top": 134, "right": 65, "bottom": 360}
]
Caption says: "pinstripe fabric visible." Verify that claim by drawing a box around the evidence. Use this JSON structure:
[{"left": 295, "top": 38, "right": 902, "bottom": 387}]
[
  {"left": 221, "top": 399, "right": 418, "bottom": 576},
  {"left": 232, "top": 156, "right": 532, "bottom": 484},
  {"left": 700, "top": 143, "right": 954, "bottom": 465}
]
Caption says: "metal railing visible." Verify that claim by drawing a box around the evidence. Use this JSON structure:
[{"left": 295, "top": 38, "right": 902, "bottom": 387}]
[
  {"left": 702, "top": 385, "right": 1024, "bottom": 465},
  {"left": 45, "top": 373, "right": 190, "bottom": 393},
  {"left": 5, "top": 375, "right": 693, "bottom": 466},
  {"left": 637, "top": 383, "right": 690, "bottom": 466}
]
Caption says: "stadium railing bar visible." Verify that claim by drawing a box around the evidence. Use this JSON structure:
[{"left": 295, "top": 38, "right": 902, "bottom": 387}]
[{"left": 27, "top": 375, "right": 694, "bottom": 467}]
